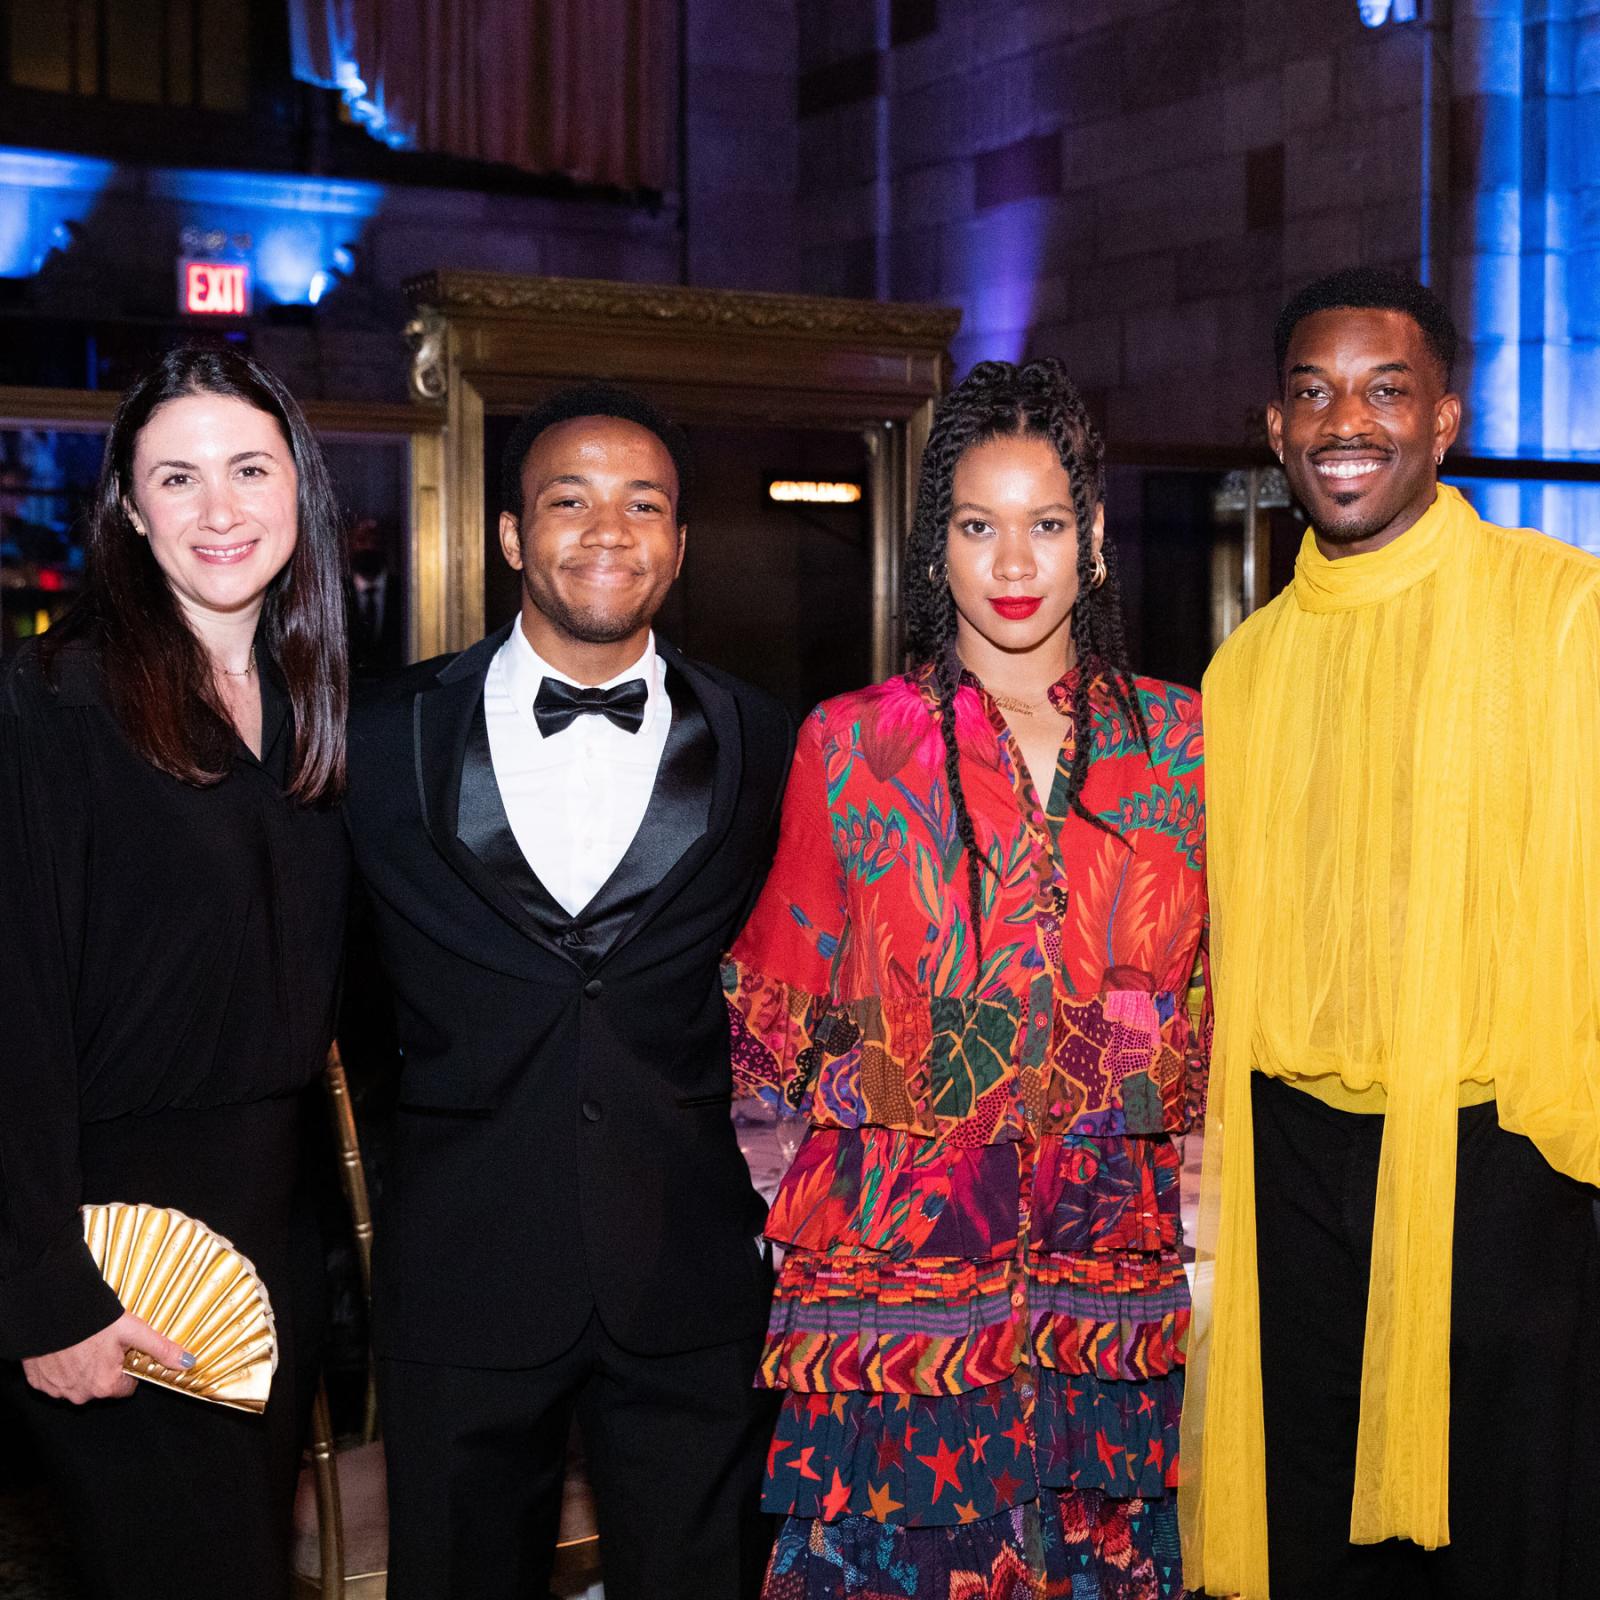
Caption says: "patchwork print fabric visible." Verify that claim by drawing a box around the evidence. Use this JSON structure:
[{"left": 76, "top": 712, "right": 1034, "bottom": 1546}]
[{"left": 727, "top": 667, "right": 1208, "bottom": 1600}]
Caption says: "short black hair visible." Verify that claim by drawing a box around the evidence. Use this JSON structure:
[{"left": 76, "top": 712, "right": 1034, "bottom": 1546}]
[
  {"left": 1274, "top": 267, "right": 1458, "bottom": 389},
  {"left": 499, "top": 383, "right": 693, "bottom": 521}
]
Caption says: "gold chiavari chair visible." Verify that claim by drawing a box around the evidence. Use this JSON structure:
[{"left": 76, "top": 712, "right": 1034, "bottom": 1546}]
[
  {"left": 291, "top": 1045, "right": 602, "bottom": 1598},
  {"left": 292, "top": 1045, "right": 388, "bottom": 1599}
]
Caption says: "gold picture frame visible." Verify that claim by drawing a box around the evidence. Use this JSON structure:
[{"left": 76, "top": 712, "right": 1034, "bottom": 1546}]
[{"left": 402, "top": 271, "right": 960, "bottom": 677}]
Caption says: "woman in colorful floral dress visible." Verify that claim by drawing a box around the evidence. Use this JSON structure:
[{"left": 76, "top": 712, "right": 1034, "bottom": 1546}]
[{"left": 724, "top": 359, "right": 1209, "bottom": 1600}]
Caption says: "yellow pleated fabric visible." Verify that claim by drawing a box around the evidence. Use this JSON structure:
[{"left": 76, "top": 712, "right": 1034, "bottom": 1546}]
[{"left": 1180, "top": 485, "right": 1600, "bottom": 1598}]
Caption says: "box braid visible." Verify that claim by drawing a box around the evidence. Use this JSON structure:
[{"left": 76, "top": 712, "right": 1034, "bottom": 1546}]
[{"left": 903, "top": 358, "right": 1147, "bottom": 973}]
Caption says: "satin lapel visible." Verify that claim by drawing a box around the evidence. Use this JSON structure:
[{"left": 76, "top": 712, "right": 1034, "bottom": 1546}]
[
  {"left": 414, "top": 625, "right": 574, "bottom": 965},
  {"left": 456, "top": 699, "right": 574, "bottom": 946},
  {"left": 601, "top": 642, "right": 744, "bottom": 964},
  {"left": 578, "top": 665, "right": 715, "bottom": 954}
]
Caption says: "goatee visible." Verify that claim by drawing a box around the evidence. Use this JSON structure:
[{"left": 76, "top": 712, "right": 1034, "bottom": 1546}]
[{"left": 529, "top": 582, "right": 653, "bottom": 646}]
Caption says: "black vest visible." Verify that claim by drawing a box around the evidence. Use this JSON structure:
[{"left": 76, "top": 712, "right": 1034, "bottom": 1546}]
[{"left": 453, "top": 666, "right": 715, "bottom": 968}]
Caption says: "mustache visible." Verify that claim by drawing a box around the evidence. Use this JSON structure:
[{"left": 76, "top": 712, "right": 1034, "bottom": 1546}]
[{"left": 1308, "top": 441, "right": 1395, "bottom": 459}]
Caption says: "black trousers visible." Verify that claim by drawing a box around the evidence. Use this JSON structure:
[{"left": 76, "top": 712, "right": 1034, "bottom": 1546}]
[
  {"left": 380, "top": 1313, "right": 778, "bottom": 1600},
  {"left": 1251, "top": 1072, "right": 1600, "bottom": 1600},
  {"left": 1, "top": 1099, "right": 324, "bottom": 1600}
]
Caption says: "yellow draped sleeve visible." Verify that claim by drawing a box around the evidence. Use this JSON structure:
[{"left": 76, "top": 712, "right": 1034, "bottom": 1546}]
[{"left": 1491, "top": 583, "right": 1600, "bottom": 1185}]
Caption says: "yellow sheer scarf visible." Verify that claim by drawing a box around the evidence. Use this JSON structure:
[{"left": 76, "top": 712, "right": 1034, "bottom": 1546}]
[{"left": 1180, "top": 485, "right": 1600, "bottom": 1597}]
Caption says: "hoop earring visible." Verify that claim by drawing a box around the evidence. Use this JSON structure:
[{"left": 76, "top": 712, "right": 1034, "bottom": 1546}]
[
  {"left": 1089, "top": 551, "right": 1107, "bottom": 590},
  {"left": 928, "top": 560, "right": 946, "bottom": 583}
]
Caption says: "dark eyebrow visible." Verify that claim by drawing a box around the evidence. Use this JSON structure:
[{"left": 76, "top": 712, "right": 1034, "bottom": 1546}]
[
  {"left": 951, "top": 501, "right": 1074, "bottom": 517},
  {"left": 147, "top": 450, "right": 274, "bottom": 474},
  {"left": 1288, "top": 360, "right": 1414, "bottom": 379},
  {"left": 539, "top": 474, "right": 673, "bottom": 498}
]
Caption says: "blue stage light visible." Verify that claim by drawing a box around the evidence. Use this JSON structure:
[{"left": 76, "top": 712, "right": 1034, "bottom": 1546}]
[
  {"left": 0, "top": 149, "right": 115, "bottom": 277},
  {"left": 0, "top": 148, "right": 381, "bottom": 307}
]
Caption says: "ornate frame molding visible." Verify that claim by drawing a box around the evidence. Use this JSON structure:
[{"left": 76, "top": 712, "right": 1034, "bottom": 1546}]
[
  {"left": 405, "top": 270, "right": 962, "bottom": 348},
  {"left": 404, "top": 271, "right": 960, "bottom": 672}
]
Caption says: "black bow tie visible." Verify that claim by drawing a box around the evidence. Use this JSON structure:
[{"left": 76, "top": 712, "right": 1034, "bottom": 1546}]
[{"left": 533, "top": 676, "right": 649, "bottom": 737}]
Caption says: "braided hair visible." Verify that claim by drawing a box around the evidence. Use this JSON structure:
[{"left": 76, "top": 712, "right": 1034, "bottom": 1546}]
[{"left": 903, "top": 358, "right": 1145, "bottom": 976}]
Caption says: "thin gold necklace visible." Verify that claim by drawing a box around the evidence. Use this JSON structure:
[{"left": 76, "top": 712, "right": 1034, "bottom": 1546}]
[
  {"left": 990, "top": 689, "right": 1044, "bottom": 714},
  {"left": 215, "top": 645, "right": 257, "bottom": 679},
  {"left": 990, "top": 686, "right": 1069, "bottom": 716}
]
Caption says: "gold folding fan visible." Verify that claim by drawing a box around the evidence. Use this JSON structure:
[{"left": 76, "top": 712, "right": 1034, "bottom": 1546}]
[{"left": 81, "top": 1203, "right": 278, "bottom": 1413}]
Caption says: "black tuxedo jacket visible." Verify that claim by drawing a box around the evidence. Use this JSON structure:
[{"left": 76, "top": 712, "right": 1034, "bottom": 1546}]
[{"left": 344, "top": 625, "right": 794, "bottom": 1367}]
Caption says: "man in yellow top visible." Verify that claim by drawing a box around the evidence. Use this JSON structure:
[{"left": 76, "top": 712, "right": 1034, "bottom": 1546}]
[{"left": 1180, "top": 267, "right": 1600, "bottom": 1600}]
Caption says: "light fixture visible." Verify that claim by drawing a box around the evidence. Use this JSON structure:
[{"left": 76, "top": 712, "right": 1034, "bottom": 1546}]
[
  {"left": 1357, "top": 0, "right": 1417, "bottom": 25},
  {"left": 768, "top": 480, "right": 863, "bottom": 505}
]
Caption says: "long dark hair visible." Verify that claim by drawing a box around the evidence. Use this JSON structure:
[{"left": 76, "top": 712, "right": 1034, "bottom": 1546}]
[
  {"left": 902, "top": 357, "right": 1145, "bottom": 970},
  {"left": 42, "top": 347, "right": 347, "bottom": 802}
]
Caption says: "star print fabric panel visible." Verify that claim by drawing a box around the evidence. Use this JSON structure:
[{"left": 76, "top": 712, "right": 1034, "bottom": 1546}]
[
  {"left": 762, "top": 1488, "right": 1183, "bottom": 1600},
  {"left": 724, "top": 666, "right": 1208, "bottom": 1597},
  {"left": 762, "top": 1372, "right": 1182, "bottom": 1524}
]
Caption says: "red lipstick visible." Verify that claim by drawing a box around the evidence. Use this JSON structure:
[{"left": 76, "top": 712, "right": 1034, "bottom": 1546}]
[{"left": 989, "top": 596, "right": 1042, "bottom": 620}]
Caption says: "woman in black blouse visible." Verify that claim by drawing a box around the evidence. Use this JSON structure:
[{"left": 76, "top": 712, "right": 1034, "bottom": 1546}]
[{"left": 0, "top": 348, "right": 349, "bottom": 1598}]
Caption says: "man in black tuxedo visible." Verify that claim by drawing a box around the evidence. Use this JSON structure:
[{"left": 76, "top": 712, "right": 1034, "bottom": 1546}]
[{"left": 344, "top": 386, "right": 793, "bottom": 1600}]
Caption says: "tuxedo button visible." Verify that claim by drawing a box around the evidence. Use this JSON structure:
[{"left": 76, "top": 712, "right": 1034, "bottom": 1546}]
[
  {"left": 581, "top": 1098, "right": 603, "bottom": 1122},
  {"left": 584, "top": 978, "right": 603, "bottom": 999}
]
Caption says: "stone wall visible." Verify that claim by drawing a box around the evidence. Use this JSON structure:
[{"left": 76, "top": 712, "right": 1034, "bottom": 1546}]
[
  {"left": 795, "top": 0, "right": 1451, "bottom": 449},
  {"left": 682, "top": 0, "right": 801, "bottom": 291}
]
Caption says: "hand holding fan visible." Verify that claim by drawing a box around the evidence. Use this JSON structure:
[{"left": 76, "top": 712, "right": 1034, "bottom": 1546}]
[{"left": 81, "top": 1203, "right": 278, "bottom": 1414}]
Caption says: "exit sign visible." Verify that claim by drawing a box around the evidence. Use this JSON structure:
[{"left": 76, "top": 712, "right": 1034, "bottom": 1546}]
[{"left": 181, "top": 260, "right": 251, "bottom": 316}]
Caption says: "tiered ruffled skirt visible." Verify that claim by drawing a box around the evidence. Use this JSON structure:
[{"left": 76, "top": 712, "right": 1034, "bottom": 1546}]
[{"left": 755, "top": 1123, "right": 1189, "bottom": 1600}]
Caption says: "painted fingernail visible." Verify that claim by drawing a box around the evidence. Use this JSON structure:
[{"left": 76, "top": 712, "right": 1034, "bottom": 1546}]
[{"left": 179, "top": 1352, "right": 197, "bottom": 1370}]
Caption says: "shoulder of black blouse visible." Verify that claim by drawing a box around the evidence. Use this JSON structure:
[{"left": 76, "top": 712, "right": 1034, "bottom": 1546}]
[{"left": 1, "top": 638, "right": 105, "bottom": 719}]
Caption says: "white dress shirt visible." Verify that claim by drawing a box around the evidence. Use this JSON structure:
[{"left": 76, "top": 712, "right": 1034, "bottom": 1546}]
[{"left": 483, "top": 623, "right": 671, "bottom": 917}]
